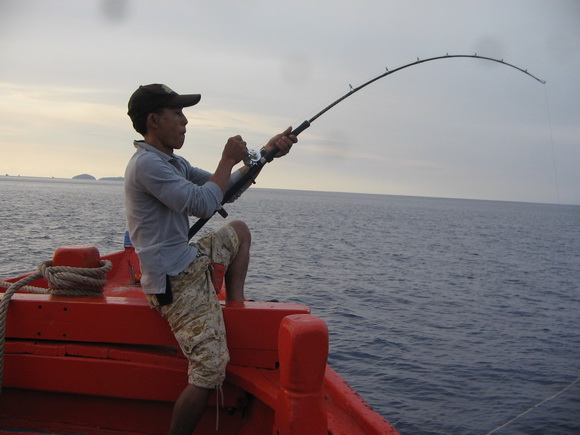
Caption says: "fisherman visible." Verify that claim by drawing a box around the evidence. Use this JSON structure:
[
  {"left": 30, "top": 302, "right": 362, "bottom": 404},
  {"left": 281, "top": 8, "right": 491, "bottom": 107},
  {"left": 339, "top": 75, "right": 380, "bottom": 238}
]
[{"left": 124, "top": 83, "right": 296, "bottom": 434}]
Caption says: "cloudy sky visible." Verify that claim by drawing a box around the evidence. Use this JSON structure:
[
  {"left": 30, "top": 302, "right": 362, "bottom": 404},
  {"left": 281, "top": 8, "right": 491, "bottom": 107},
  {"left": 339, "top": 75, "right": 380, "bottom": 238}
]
[{"left": 1, "top": 0, "right": 578, "bottom": 205}]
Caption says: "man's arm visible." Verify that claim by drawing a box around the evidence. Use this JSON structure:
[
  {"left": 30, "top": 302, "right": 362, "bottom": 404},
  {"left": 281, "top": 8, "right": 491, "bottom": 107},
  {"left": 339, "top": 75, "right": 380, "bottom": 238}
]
[
  {"left": 209, "top": 135, "right": 248, "bottom": 194},
  {"left": 210, "top": 127, "right": 298, "bottom": 195}
]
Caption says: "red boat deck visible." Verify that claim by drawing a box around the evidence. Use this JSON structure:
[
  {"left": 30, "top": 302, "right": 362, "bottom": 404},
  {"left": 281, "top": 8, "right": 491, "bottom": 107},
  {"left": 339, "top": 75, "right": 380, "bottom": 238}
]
[{"left": 0, "top": 247, "right": 398, "bottom": 434}]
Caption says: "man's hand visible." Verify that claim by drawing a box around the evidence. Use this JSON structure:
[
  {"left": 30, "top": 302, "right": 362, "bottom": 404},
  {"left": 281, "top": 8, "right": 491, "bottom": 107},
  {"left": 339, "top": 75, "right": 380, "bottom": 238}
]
[
  {"left": 222, "top": 135, "right": 249, "bottom": 166},
  {"left": 264, "top": 126, "right": 297, "bottom": 158},
  {"left": 211, "top": 135, "right": 249, "bottom": 194}
]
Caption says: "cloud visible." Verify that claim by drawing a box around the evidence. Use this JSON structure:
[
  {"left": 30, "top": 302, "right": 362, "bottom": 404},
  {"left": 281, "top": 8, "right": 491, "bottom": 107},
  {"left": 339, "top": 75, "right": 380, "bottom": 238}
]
[{"left": 0, "top": 0, "right": 578, "bottom": 204}]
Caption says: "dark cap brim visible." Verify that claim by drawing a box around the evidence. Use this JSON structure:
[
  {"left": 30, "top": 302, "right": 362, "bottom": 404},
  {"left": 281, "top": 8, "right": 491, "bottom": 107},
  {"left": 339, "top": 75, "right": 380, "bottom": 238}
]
[{"left": 170, "top": 94, "right": 201, "bottom": 108}]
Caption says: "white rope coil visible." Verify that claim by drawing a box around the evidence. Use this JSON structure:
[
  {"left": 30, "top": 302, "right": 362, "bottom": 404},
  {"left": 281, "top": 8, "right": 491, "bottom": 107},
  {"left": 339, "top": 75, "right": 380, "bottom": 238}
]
[
  {"left": 38, "top": 260, "right": 112, "bottom": 296},
  {"left": 0, "top": 259, "right": 112, "bottom": 392}
]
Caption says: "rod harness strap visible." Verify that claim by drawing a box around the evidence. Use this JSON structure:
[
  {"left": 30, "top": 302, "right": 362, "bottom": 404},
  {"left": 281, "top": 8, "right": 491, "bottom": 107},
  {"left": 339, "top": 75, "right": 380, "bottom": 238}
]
[{"left": 188, "top": 54, "right": 545, "bottom": 240}]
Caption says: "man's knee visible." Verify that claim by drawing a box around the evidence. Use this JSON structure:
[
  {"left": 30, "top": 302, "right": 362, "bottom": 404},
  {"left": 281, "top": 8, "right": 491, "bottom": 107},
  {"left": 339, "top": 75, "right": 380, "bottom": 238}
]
[{"left": 229, "top": 220, "right": 251, "bottom": 246}]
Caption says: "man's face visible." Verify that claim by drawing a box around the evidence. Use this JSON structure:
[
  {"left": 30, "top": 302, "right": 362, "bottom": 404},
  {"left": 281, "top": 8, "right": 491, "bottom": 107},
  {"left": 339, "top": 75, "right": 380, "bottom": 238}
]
[{"left": 154, "top": 106, "right": 188, "bottom": 152}]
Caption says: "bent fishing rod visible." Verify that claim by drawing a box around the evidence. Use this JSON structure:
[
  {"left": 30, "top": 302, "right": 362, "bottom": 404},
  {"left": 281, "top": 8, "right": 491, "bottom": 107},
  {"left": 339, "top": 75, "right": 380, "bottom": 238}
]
[{"left": 188, "top": 53, "right": 545, "bottom": 240}]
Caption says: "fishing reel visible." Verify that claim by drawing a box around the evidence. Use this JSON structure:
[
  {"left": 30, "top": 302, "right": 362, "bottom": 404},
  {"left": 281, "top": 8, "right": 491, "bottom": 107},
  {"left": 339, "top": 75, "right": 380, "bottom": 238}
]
[{"left": 244, "top": 147, "right": 266, "bottom": 166}]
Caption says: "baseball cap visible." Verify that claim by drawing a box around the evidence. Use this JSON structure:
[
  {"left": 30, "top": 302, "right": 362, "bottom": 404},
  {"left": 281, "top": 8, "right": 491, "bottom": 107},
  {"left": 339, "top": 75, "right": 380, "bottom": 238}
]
[{"left": 127, "top": 84, "right": 201, "bottom": 122}]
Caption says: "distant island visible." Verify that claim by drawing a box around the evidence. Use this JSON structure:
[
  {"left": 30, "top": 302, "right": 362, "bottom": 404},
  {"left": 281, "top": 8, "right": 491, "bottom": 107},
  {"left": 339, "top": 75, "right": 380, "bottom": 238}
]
[
  {"left": 73, "top": 174, "right": 96, "bottom": 180},
  {"left": 72, "top": 174, "right": 123, "bottom": 181}
]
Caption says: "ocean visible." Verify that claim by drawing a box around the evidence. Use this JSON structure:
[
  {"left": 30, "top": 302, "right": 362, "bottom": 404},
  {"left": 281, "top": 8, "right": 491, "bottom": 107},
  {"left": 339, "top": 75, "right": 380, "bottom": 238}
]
[{"left": 1, "top": 176, "right": 579, "bottom": 434}]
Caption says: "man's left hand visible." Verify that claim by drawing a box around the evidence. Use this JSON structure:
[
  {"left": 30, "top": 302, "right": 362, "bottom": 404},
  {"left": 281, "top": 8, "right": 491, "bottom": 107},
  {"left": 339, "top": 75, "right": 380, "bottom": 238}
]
[{"left": 264, "top": 126, "right": 297, "bottom": 158}]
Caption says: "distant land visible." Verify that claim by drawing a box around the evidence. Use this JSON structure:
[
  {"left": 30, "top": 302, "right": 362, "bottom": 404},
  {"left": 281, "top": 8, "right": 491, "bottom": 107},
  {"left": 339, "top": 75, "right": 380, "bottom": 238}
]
[
  {"left": 73, "top": 174, "right": 95, "bottom": 180},
  {"left": 72, "top": 174, "right": 124, "bottom": 181}
]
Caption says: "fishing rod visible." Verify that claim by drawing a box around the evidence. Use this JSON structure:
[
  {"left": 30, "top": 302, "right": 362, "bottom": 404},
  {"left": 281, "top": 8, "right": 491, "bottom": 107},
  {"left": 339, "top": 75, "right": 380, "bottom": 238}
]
[{"left": 188, "top": 53, "right": 545, "bottom": 240}]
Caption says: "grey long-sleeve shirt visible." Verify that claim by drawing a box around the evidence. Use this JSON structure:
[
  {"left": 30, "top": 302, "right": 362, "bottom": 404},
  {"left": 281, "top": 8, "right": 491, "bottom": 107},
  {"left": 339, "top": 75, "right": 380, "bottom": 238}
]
[{"left": 124, "top": 140, "right": 248, "bottom": 294}]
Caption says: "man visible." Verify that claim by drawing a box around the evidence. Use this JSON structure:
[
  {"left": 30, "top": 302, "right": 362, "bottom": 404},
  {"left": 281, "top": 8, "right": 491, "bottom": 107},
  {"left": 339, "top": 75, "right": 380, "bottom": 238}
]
[{"left": 124, "top": 83, "right": 296, "bottom": 434}]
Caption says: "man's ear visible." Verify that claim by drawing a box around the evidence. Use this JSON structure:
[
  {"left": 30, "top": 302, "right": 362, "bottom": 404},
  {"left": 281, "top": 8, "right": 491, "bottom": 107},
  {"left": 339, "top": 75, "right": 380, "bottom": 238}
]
[{"left": 147, "top": 112, "right": 158, "bottom": 128}]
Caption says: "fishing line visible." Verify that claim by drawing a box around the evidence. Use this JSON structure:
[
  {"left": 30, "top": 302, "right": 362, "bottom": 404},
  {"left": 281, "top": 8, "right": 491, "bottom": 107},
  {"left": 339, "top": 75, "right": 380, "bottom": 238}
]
[
  {"left": 189, "top": 54, "right": 546, "bottom": 239},
  {"left": 543, "top": 84, "right": 561, "bottom": 204},
  {"left": 486, "top": 375, "right": 580, "bottom": 434}
]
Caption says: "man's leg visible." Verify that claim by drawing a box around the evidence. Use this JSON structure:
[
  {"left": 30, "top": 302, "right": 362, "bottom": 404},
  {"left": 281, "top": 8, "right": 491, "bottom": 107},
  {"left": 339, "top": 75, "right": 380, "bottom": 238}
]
[
  {"left": 159, "top": 225, "right": 239, "bottom": 434},
  {"left": 169, "top": 384, "right": 213, "bottom": 435},
  {"left": 225, "top": 220, "right": 251, "bottom": 302}
]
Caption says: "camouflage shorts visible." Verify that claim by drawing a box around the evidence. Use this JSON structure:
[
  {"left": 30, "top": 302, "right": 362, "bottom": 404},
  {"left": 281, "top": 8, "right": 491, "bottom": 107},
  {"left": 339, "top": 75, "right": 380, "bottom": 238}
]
[{"left": 147, "top": 224, "right": 239, "bottom": 389}]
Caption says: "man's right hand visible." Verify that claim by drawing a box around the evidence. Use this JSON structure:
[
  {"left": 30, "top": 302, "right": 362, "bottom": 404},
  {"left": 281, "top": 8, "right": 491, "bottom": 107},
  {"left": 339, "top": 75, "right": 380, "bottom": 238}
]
[
  {"left": 211, "top": 135, "right": 249, "bottom": 195},
  {"left": 222, "top": 135, "right": 248, "bottom": 166}
]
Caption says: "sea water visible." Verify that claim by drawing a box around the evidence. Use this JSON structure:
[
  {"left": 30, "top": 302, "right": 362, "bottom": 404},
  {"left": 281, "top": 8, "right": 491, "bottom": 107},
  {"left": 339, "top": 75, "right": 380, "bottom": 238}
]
[{"left": 1, "top": 176, "right": 579, "bottom": 434}]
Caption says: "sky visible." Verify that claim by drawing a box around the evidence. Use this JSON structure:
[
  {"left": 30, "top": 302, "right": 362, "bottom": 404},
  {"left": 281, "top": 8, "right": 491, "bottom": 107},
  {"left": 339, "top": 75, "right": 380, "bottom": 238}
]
[{"left": 1, "top": 0, "right": 579, "bottom": 205}]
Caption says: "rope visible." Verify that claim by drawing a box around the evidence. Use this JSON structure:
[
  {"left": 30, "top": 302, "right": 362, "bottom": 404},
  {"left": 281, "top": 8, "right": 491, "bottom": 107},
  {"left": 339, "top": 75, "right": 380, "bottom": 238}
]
[
  {"left": 37, "top": 261, "right": 112, "bottom": 296},
  {"left": 0, "top": 259, "right": 112, "bottom": 392},
  {"left": 0, "top": 280, "right": 47, "bottom": 294}
]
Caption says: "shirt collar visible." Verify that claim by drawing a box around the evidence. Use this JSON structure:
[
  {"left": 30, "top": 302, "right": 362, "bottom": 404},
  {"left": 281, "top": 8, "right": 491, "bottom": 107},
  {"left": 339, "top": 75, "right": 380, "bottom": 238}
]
[{"left": 133, "top": 140, "right": 176, "bottom": 162}]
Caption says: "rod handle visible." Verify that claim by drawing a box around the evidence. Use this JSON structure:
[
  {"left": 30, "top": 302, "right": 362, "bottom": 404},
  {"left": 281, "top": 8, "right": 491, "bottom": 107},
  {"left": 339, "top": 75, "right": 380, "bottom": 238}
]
[{"left": 291, "top": 120, "right": 311, "bottom": 136}]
